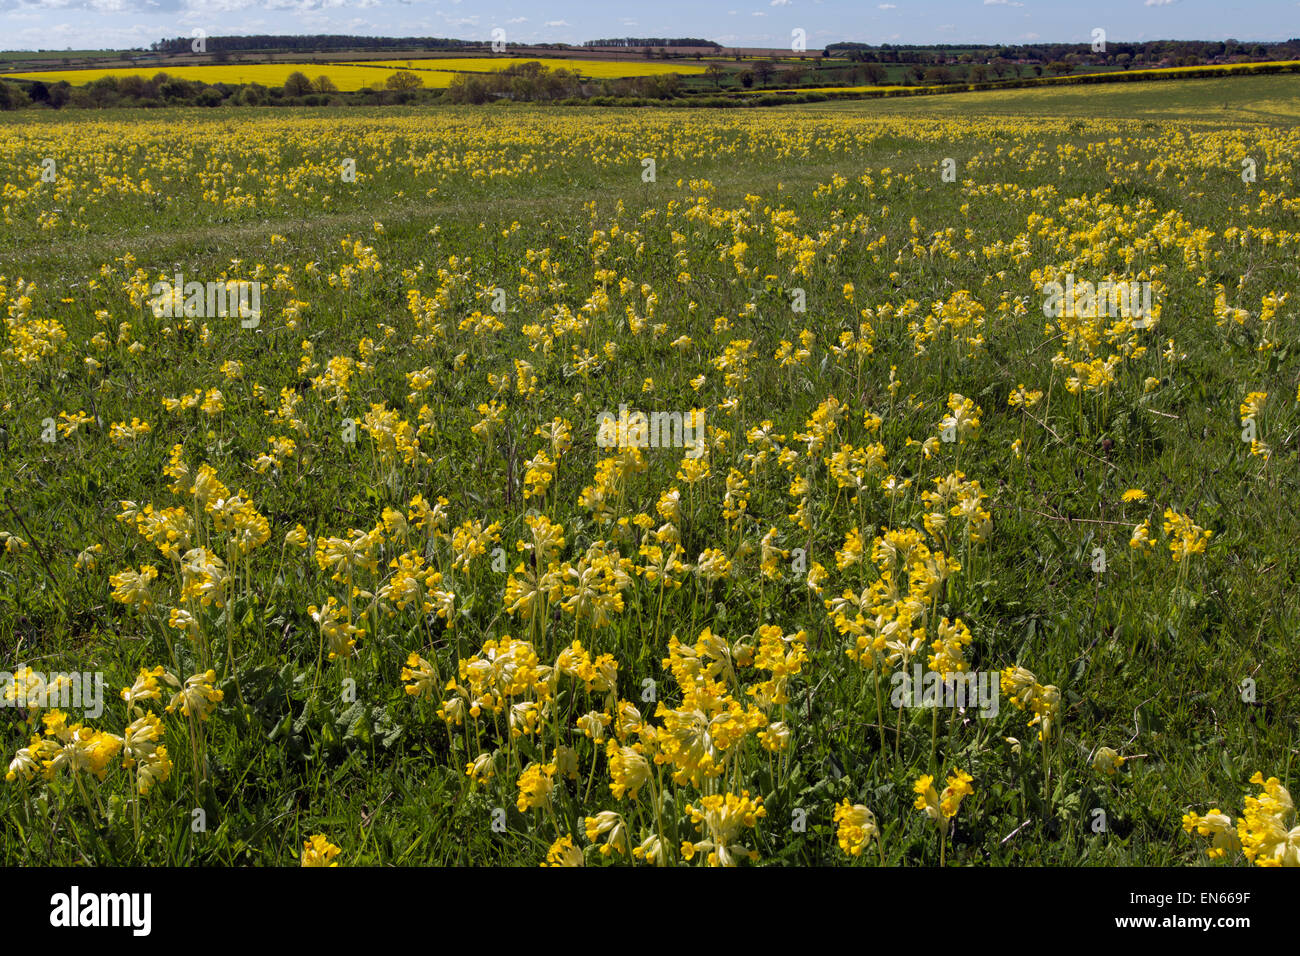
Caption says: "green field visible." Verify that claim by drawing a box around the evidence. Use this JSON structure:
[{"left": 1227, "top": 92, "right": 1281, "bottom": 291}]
[{"left": 0, "top": 74, "right": 1297, "bottom": 866}]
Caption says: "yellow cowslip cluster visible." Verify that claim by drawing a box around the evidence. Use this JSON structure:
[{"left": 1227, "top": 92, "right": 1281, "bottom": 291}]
[
  {"left": 1161, "top": 508, "right": 1214, "bottom": 563},
  {"left": 301, "top": 834, "right": 342, "bottom": 866},
  {"left": 832, "top": 524, "right": 965, "bottom": 674},
  {"left": 1237, "top": 774, "right": 1299, "bottom": 866},
  {"left": 834, "top": 800, "right": 880, "bottom": 858},
  {"left": 1185, "top": 773, "right": 1299, "bottom": 866},
  {"left": 681, "top": 791, "right": 766, "bottom": 867},
  {"left": 6, "top": 686, "right": 177, "bottom": 798},
  {"left": 6, "top": 710, "right": 122, "bottom": 783},
  {"left": 913, "top": 770, "right": 975, "bottom": 845},
  {"left": 1091, "top": 747, "right": 1126, "bottom": 777},
  {"left": 1000, "top": 666, "right": 1060, "bottom": 743},
  {"left": 163, "top": 670, "right": 224, "bottom": 722},
  {"left": 110, "top": 448, "right": 272, "bottom": 662},
  {"left": 542, "top": 835, "right": 584, "bottom": 867},
  {"left": 403, "top": 622, "right": 806, "bottom": 865}
]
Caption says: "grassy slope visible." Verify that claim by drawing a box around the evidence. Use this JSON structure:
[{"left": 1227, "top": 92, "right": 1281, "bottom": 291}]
[{"left": 0, "top": 74, "right": 1297, "bottom": 865}]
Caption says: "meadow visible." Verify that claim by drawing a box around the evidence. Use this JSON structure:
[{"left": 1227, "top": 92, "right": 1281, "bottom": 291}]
[{"left": 0, "top": 74, "right": 1297, "bottom": 866}]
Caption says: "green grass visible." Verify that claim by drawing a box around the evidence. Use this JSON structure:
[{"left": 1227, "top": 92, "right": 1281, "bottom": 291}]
[
  {"left": 0, "top": 76, "right": 1298, "bottom": 866},
  {"left": 796, "top": 73, "right": 1300, "bottom": 123}
]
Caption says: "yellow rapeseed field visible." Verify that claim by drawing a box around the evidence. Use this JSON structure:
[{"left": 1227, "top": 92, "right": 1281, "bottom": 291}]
[
  {"left": 3, "top": 57, "right": 707, "bottom": 91},
  {"left": 343, "top": 57, "right": 710, "bottom": 77}
]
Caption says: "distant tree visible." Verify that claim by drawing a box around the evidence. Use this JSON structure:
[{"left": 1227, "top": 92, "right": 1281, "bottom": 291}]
[
  {"left": 385, "top": 70, "right": 423, "bottom": 90},
  {"left": 28, "top": 80, "right": 50, "bottom": 104},
  {"left": 88, "top": 76, "right": 119, "bottom": 107},
  {"left": 704, "top": 63, "right": 726, "bottom": 88},
  {"left": 238, "top": 83, "right": 268, "bottom": 105},
  {"left": 651, "top": 73, "right": 682, "bottom": 98},
  {"left": 119, "top": 74, "right": 148, "bottom": 98},
  {"left": 283, "top": 71, "right": 312, "bottom": 96},
  {"left": 754, "top": 59, "right": 776, "bottom": 86},
  {"left": 1046, "top": 60, "right": 1072, "bottom": 76},
  {"left": 313, "top": 75, "right": 338, "bottom": 93},
  {"left": 740, "top": 69, "right": 755, "bottom": 88},
  {"left": 445, "top": 73, "right": 489, "bottom": 104}
]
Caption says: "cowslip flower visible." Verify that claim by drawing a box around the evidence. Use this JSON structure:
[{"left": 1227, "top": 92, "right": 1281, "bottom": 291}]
[
  {"left": 681, "top": 791, "right": 765, "bottom": 867},
  {"left": 301, "top": 834, "right": 342, "bottom": 866},
  {"left": 109, "top": 565, "right": 158, "bottom": 611},
  {"left": 585, "top": 810, "right": 629, "bottom": 857},
  {"left": 165, "top": 670, "right": 223, "bottom": 721},
  {"left": 1182, "top": 810, "right": 1241, "bottom": 861},
  {"left": 400, "top": 653, "right": 438, "bottom": 699},
  {"left": 606, "top": 742, "right": 652, "bottom": 801},
  {"left": 1092, "top": 747, "right": 1126, "bottom": 777},
  {"left": 542, "top": 835, "right": 583, "bottom": 867},
  {"left": 1237, "top": 773, "right": 1299, "bottom": 867},
  {"left": 914, "top": 770, "right": 974, "bottom": 835},
  {"left": 516, "top": 760, "right": 557, "bottom": 813},
  {"left": 834, "top": 800, "right": 879, "bottom": 858}
]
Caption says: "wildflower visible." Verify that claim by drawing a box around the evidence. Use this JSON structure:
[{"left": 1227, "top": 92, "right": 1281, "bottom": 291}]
[
  {"left": 1162, "top": 508, "right": 1212, "bottom": 563},
  {"left": 542, "top": 835, "right": 583, "bottom": 867},
  {"left": 682, "top": 791, "right": 765, "bottom": 867},
  {"left": 607, "top": 741, "right": 652, "bottom": 800},
  {"left": 1182, "top": 810, "right": 1241, "bottom": 861},
  {"left": 585, "top": 810, "right": 630, "bottom": 857},
  {"left": 301, "top": 835, "right": 342, "bottom": 867},
  {"left": 834, "top": 800, "right": 879, "bottom": 858},
  {"left": 1092, "top": 747, "right": 1126, "bottom": 776},
  {"left": 400, "top": 653, "right": 438, "bottom": 699},
  {"left": 915, "top": 770, "right": 974, "bottom": 844},
  {"left": 109, "top": 565, "right": 158, "bottom": 611},
  {"left": 1237, "top": 773, "right": 1299, "bottom": 867},
  {"left": 165, "top": 670, "right": 224, "bottom": 722},
  {"left": 516, "top": 760, "right": 557, "bottom": 813}
]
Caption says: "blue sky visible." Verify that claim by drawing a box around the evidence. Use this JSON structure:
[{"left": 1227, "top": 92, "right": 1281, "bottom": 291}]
[{"left": 2, "top": 0, "right": 1297, "bottom": 53}]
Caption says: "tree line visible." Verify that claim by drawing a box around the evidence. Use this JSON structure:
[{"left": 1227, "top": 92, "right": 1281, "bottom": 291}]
[
  {"left": 149, "top": 34, "right": 477, "bottom": 55},
  {"left": 825, "top": 38, "right": 1300, "bottom": 66},
  {"left": 582, "top": 38, "right": 721, "bottom": 49}
]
